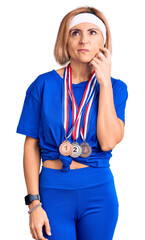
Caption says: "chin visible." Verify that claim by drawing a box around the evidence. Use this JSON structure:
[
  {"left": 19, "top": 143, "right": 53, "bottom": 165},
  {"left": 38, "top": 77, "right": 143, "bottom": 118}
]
[{"left": 76, "top": 56, "right": 93, "bottom": 64}]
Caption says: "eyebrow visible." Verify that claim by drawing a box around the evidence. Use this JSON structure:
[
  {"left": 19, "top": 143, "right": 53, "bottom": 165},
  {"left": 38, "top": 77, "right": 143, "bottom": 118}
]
[{"left": 69, "top": 28, "right": 100, "bottom": 33}]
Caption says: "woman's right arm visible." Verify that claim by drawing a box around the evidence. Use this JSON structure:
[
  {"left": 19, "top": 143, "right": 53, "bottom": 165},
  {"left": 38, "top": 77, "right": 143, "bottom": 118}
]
[{"left": 23, "top": 136, "right": 52, "bottom": 240}]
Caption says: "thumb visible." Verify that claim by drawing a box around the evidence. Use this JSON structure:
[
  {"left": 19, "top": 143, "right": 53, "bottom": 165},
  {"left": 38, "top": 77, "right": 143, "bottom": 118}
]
[{"left": 45, "top": 218, "right": 52, "bottom": 236}]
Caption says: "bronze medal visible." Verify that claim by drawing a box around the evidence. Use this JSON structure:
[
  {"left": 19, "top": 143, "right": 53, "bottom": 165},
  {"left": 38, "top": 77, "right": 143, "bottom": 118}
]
[
  {"left": 80, "top": 141, "right": 92, "bottom": 158},
  {"left": 59, "top": 140, "right": 73, "bottom": 156}
]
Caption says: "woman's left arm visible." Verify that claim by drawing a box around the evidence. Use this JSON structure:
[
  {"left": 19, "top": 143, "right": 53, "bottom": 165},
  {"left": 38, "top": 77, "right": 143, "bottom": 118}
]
[{"left": 90, "top": 47, "right": 124, "bottom": 151}]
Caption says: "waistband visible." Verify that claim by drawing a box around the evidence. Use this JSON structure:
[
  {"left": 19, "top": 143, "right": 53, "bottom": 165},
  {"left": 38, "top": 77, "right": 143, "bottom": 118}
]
[{"left": 39, "top": 166, "right": 114, "bottom": 190}]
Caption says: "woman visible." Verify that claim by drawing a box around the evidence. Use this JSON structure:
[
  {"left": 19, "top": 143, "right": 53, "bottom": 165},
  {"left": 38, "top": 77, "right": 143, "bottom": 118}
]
[{"left": 16, "top": 6, "right": 128, "bottom": 240}]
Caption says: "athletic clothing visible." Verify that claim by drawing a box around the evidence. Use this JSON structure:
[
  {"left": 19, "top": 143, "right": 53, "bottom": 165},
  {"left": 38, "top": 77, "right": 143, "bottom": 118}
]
[
  {"left": 16, "top": 69, "right": 128, "bottom": 171},
  {"left": 39, "top": 165, "right": 119, "bottom": 240},
  {"left": 16, "top": 69, "right": 128, "bottom": 239}
]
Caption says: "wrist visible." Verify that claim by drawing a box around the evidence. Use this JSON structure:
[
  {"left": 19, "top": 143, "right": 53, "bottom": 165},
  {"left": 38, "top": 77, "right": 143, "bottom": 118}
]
[
  {"left": 99, "top": 78, "right": 111, "bottom": 88},
  {"left": 28, "top": 200, "right": 41, "bottom": 210}
]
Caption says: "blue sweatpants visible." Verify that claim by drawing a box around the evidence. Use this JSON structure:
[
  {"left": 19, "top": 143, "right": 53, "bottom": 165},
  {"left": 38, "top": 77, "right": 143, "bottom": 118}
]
[{"left": 39, "top": 165, "right": 119, "bottom": 240}]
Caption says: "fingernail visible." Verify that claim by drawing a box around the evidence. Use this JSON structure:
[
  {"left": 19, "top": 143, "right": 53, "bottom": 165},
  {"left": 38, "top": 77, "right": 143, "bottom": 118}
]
[{"left": 48, "top": 231, "right": 52, "bottom": 236}]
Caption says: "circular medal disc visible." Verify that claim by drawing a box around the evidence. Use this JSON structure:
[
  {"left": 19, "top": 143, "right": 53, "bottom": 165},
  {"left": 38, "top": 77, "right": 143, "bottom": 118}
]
[
  {"left": 59, "top": 140, "right": 73, "bottom": 156},
  {"left": 70, "top": 142, "right": 82, "bottom": 158},
  {"left": 80, "top": 142, "right": 92, "bottom": 158}
]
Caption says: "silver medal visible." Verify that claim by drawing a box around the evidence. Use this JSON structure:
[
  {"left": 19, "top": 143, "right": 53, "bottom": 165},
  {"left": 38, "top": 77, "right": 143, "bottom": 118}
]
[{"left": 70, "top": 141, "right": 82, "bottom": 158}]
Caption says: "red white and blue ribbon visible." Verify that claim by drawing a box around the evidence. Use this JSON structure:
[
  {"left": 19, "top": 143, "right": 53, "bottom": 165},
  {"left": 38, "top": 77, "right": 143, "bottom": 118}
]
[
  {"left": 68, "top": 64, "right": 98, "bottom": 141},
  {"left": 62, "top": 63, "right": 98, "bottom": 141},
  {"left": 81, "top": 90, "right": 96, "bottom": 140},
  {"left": 63, "top": 65, "right": 69, "bottom": 136}
]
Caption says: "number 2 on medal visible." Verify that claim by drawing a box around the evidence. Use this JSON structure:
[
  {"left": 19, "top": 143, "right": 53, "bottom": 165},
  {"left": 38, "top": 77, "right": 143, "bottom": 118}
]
[{"left": 73, "top": 147, "right": 77, "bottom": 152}]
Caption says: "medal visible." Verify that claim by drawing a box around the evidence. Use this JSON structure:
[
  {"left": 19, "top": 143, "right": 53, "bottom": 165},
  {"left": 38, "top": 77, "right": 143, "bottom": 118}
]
[
  {"left": 59, "top": 140, "right": 73, "bottom": 156},
  {"left": 70, "top": 141, "right": 82, "bottom": 158},
  {"left": 80, "top": 141, "right": 92, "bottom": 158}
]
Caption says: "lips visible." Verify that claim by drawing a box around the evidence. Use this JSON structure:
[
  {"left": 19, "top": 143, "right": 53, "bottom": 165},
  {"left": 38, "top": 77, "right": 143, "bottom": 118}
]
[{"left": 78, "top": 49, "right": 90, "bottom": 52}]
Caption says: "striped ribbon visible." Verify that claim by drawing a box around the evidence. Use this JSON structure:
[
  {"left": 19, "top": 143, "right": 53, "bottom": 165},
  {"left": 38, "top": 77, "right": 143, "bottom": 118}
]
[{"left": 63, "top": 63, "right": 98, "bottom": 141}]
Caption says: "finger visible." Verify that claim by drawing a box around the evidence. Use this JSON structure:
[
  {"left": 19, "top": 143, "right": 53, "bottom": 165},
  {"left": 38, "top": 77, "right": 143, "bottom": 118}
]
[
  {"left": 99, "top": 47, "right": 110, "bottom": 59},
  {"left": 89, "top": 59, "right": 99, "bottom": 70},
  {"left": 33, "top": 228, "right": 39, "bottom": 240},
  {"left": 90, "top": 57, "right": 100, "bottom": 66},
  {"left": 97, "top": 51, "right": 106, "bottom": 61},
  {"left": 36, "top": 225, "right": 47, "bottom": 240},
  {"left": 30, "top": 226, "right": 38, "bottom": 240},
  {"left": 30, "top": 228, "right": 36, "bottom": 239},
  {"left": 44, "top": 218, "right": 52, "bottom": 236}
]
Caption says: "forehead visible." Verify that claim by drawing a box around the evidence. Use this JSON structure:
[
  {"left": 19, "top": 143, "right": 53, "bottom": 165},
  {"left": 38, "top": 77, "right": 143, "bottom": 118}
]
[{"left": 70, "top": 22, "right": 100, "bottom": 31}]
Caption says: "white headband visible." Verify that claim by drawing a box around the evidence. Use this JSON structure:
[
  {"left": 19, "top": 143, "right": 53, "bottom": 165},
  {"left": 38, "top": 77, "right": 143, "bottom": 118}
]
[{"left": 69, "top": 13, "right": 106, "bottom": 44}]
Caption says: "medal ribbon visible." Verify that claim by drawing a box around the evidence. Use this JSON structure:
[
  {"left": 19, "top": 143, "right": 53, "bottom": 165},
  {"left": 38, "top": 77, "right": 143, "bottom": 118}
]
[
  {"left": 63, "top": 65, "right": 69, "bottom": 136},
  {"left": 82, "top": 90, "right": 96, "bottom": 140},
  {"left": 63, "top": 63, "right": 97, "bottom": 141},
  {"left": 68, "top": 64, "right": 98, "bottom": 141}
]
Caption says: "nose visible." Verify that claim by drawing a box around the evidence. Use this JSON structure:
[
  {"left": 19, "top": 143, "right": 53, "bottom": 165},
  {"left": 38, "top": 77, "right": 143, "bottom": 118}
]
[{"left": 79, "top": 32, "right": 89, "bottom": 45}]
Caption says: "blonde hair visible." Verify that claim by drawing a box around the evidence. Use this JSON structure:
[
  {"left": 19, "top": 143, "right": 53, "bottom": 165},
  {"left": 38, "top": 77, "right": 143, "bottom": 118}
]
[{"left": 54, "top": 6, "right": 112, "bottom": 66}]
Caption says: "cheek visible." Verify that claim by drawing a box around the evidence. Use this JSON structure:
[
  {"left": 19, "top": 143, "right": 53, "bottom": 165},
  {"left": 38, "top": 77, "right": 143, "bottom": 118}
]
[
  {"left": 91, "top": 45, "right": 99, "bottom": 56},
  {"left": 91, "top": 39, "right": 104, "bottom": 53},
  {"left": 67, "top": 45, "right": 73, "bottom": 57},
  {"left": 67, "top": 40, "right": 78, "bottom": 54},
  {"left": 92, "top": 36, "right": 104, "bottom": 46},
  {"left": 67, "top": 39, "right": 73, "bottom": 50}
]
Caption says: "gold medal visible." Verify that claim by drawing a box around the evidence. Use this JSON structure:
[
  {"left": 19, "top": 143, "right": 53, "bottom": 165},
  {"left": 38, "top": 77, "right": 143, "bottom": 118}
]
[{"left": 59, "top": 140, "right": 73, "bottom": 156}]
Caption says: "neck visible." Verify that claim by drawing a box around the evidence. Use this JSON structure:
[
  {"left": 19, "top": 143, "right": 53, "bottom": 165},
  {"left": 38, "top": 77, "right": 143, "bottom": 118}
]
[{"left": 70, "top": 60, "right": 94, "bottom": 84}]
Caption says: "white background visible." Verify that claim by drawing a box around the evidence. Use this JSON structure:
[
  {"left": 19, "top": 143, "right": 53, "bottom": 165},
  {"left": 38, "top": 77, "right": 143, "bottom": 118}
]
[{"left": 1, "top": 0, "right": 145, "bottom": 239}]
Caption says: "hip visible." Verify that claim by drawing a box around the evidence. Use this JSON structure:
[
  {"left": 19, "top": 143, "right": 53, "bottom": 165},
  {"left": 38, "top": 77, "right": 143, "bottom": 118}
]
[{"left": 39, "top": 165, "right": 115, "bottom": 190}]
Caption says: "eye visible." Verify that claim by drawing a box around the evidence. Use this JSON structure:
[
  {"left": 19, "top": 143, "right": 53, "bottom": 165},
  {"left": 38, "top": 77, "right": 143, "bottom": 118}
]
[
  {"left": 90, "top": 30, "right": 97, "bottom": 35},
  {"left": 71, "top": 30, "right": 80, "bottom": 36}
]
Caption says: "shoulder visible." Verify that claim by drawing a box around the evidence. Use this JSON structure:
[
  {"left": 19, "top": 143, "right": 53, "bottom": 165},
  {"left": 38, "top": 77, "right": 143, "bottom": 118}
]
[
  {"left": 111, "top": 76, "right": 128, "bottom": 90},
  {"left": 111, "top": 76, "right": 128, "bottom": 100},
  {"left": 26, "top": 70, "right": 55, "bottom": 94},
  {"left": 24, "top": 70, "right": 59, "bottom": 102},
  {"left": 111, "top": 76, "right": 128, "bottom": 95},
  {"left": 26, "top": 68, "right": 63, "bottom": 94},
  {"left": 55, "top": 67, "right": 65, "bottom": 79},
  {"left": 25, "top": 68, "right": 64, "bottom": 101}
]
